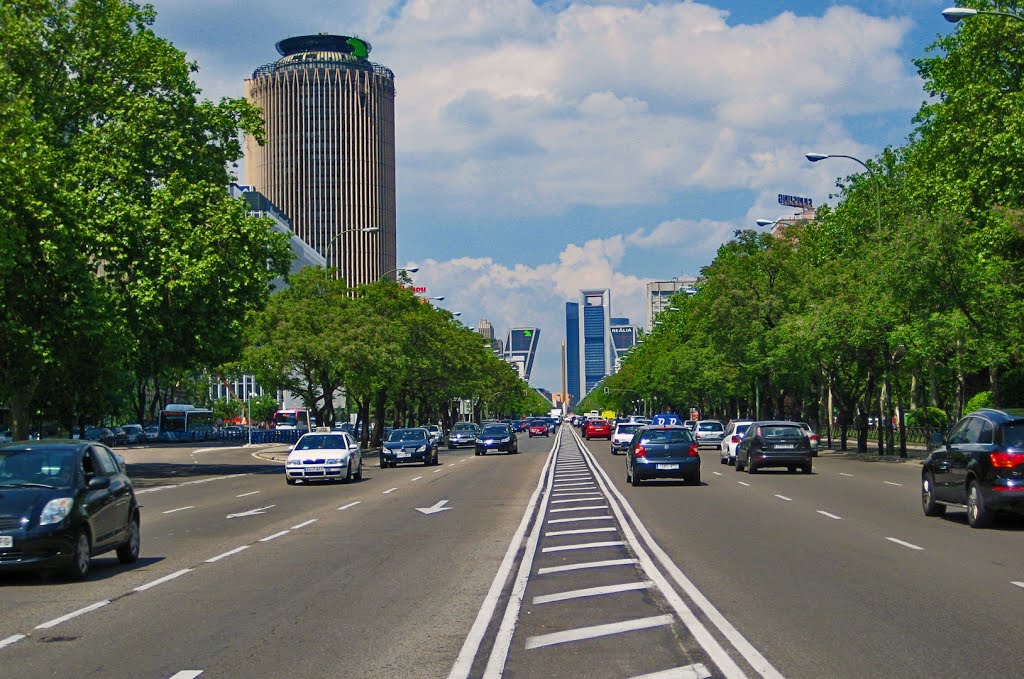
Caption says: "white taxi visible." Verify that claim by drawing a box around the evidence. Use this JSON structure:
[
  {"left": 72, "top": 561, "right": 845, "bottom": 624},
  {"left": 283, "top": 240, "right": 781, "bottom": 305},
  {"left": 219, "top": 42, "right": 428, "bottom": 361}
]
[{"left": 285, "top": 430, "right": 363, "bottom": 485}]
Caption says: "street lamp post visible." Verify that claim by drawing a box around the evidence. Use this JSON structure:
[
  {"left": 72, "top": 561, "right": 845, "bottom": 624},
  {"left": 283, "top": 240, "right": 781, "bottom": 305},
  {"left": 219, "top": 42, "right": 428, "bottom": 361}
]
[
  {"left": 942, "top": 7, "right": 1024, "bottom": 24},
  {"left": 381, "top": 266, "right": 419, "bottom": 279},
  {"left": 322, "top": 226, "right": 380, "bottom": 264}
]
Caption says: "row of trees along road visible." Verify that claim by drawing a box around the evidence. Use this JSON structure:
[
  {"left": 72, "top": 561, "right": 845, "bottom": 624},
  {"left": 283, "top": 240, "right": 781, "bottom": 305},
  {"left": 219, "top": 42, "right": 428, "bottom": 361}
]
[
  {"left": 580, "top": 0, "right": 1024, "bottom": 455},
  {"left": 237, "top": 267, "right": 552, "bottom": 449}
]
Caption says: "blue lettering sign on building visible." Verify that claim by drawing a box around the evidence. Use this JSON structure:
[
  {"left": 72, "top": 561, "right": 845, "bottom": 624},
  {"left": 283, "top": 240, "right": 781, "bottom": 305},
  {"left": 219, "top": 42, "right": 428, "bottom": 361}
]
[{"left": 778, "top": 194, "right": 813, "bottom": 209}]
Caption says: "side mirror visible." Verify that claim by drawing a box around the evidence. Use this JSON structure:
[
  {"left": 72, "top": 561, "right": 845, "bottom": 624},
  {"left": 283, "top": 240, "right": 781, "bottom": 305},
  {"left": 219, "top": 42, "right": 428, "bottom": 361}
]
[{"left": 87, "top": 476, "right": 111, "bottom": 490}]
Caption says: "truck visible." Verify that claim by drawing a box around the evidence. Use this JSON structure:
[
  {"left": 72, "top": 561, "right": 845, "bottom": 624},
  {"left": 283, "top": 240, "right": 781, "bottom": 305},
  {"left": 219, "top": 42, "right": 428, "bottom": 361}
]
[{"left": 549, "top": 408, "right": 563, "bottom": 424}]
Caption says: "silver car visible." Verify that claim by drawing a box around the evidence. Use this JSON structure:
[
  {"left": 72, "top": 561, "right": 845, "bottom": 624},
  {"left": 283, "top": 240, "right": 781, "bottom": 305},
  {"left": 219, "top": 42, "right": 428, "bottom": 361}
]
[
  {"left": 693, "top": 420, "right": 725, "bottom": 448},
  {"left": 796, "top": 422, "right": 820, "bottom": 456},
  {"left": 610, "top": 422, "right": 642, "bottom": 455}
]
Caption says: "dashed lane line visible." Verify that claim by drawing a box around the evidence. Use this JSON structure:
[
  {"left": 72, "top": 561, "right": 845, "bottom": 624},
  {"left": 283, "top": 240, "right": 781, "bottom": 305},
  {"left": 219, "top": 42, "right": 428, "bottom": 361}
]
[
  {"left": 775, "top": 495, "right": 792, "bottom": 502},
  {"left": 840, "top": 473, "right": 854, "bottom": 477},
  {"left": 134, "top": 569, "right": 192, "bottom": 593},
  {"left": 236, "top": 491, "right": 260, "bottom": 497},
  {"left": 524, "top": 614, "right": 674, "bottom": 650},
  {"left": 291, "top": 519, "right": 318, "bottom": 530},
  {"left": 35, "top": 601, "right": 111, "bottom": 629},
  {"left": 712, "top": 472, "right": 723, "bottom": 476},
  {"left": 259, "top": 530, "right": 290, "bottom": 543},
  {"left": 0, "top": 635, "right": 25, "bottom": 649},
  {"left": 338, "top": 501, "right": 362, "bottom": 511},
  {"left": 411, "top": 476, "right": 424, "bottom": 482},
  {"left": 541, "top": 540, "right": 625, "bottom": 553},
  {"left": 817, "top": 511, "right": 843, "bottom": 520},
  {"left": 884, "top": 481, "right": 904, "bottom": 487},
  {"left": 205, "top": 545, "right": 250, "bottom": 563},
  {"left": 434, "top": 469, "right": 444, "bottom": 473},
  {"left": 886, "top": 537, "right": 923, "bottom": 551},
  {"left": 383, "top": 487, "right": 398, "bottom": 494},
  {"left": 537, "top": 558, "right": 638, "bottom": 575},
  {"left": 737, "top": 481, "right": 751, "bottom": 487},
  {"left": 533, "top": 581, "right": 653, "bottom": 605},
  {"left": 1013, "top": 581, "right": 1024, "bottom": 590},
  {"left": 162, "top": 506, "right": 194, "bottom": 514}
]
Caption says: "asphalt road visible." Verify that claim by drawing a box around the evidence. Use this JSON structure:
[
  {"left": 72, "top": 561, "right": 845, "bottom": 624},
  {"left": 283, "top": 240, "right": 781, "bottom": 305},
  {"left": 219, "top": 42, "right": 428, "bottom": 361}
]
[{"left": 1, "top": 428, "right": 1021, "bottom": 678}]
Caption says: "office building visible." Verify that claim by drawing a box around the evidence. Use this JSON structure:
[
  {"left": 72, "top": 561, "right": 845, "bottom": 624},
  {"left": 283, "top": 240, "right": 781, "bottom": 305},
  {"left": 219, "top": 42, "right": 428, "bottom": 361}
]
[
  {"left": 565, "top": 289, "right": 616, "bottom": 404},
  {"left": 647, "top": 278, "right": 698, "bottom": 329},
  {"left": 503, "top": 327, "right": 541, "bottom": 383},
  {"left": 245, "top": 34, "right": 397, "bottom": 288}
]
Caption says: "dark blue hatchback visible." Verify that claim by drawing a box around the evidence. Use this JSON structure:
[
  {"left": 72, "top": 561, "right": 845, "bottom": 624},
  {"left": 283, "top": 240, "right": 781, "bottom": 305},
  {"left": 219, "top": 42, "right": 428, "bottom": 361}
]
[{"left": 625, "top": 426, "right": 701, "bottom": 486}]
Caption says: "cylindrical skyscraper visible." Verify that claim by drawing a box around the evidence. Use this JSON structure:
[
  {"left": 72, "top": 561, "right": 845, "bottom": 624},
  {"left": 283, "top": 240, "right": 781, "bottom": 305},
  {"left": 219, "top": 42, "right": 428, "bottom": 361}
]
[{"left": 245, "top": 34, "right": 396, "bottom": 287}]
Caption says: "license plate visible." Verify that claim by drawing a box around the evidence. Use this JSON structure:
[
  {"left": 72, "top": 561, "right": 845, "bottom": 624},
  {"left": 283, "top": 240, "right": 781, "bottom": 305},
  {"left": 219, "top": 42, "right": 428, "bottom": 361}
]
[
  {"left": 656, "top": 464, "right": 679, "bottom": 470},
  {"left": 398, "top": 452, "right": 410, "bottom": 458},
  {"left": 0, "top": 536, "right": 12, "bottom": 548},
  {"left": 775, "top": 444, "right": 794, "bottom": 449},
  {"left": 306, "top": 466, "right": 325, "bottom": 472}
]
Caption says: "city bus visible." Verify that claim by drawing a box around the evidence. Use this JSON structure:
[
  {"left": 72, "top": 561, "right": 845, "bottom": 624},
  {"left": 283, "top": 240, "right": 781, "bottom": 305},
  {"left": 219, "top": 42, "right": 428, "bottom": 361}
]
[
  {"left": 159, "top": 404, "right": 216, "bottom": 441},
  {"left": 272, "top": 408, "right": 311, "bottom": 432}
]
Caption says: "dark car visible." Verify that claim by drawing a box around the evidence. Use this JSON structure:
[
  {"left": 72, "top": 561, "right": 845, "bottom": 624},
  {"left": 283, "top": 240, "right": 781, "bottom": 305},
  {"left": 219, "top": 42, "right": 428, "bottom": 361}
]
[
  {"left": 380, "top": 428, "right": 438, "bottom": 468},
  {"left": 475, "top": 424, "right": 519, "bottom": 455},
  {"left": 447, "top": 422, "right": 479, "bottom": 449},
  {"left": 922, "top": 408, "right": 1024, "bottom": 528},
  {"left": 121, "top": 424, "right": 147, "bottom": 445},
  {"left": 527, "top": 420, "right": 549, "bottom": 438},
  {"left": 110, "top": 426, "right": 127, "bottom": 447},
  {"left": 735, "top": 421, "right": 812, "bottom": 474},
  {"left": 625, "top": 425, "right": 701, "bottom": 486},
  {"left": 584, "top": 419, "right": 612, "bottom": 440},
  {"left": 83, "top": 427, "right": 115, "bottom": 447},
  {"left": 511, "top": 420, "right": 528, "bottom": 433},
  {"left": 0, "top": 441, "right": 140, "bottom": 579}
]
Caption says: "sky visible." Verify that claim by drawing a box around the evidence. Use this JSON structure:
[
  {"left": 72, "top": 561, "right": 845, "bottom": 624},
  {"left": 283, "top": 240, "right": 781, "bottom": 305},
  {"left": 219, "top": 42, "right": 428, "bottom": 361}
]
[{"left": 151, "top": 0, "right": 957, "bottom": 393}]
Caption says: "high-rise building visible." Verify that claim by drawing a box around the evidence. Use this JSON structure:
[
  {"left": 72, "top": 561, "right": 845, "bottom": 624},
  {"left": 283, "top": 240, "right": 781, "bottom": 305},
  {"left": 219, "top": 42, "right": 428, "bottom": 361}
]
[
  {"left": 503, "top": 327, "right": 541, "bottom": 383},
  {"left": 610, "top": 321, "right": 637, "bottom": 362},
  {"left": 245, "top": 34, "right": 397, "bottom": 288},
  {"left": 647, "top": 278, "right": 698, "bottom": 329},
  {"left": 477, "top": 319, "right": 495, "bottom": 343},
  {"left": 565, "top": 289, "right": 615, "bottom": 403}
]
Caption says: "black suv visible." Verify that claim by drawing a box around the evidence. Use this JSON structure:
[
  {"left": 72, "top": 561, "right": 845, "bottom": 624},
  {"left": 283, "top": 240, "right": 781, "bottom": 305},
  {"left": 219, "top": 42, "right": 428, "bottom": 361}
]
[
  {"left": 735, "top": 421, "right": 813, "bottom": 474},
  {"left": 922, "top": 408, "right": 1024, "bottom": 528}
]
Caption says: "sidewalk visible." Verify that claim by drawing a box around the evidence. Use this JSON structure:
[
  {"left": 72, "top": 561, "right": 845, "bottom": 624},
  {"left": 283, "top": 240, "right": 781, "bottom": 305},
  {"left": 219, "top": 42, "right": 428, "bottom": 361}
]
[{"left": 818, "top": 438, "right": 929, "bottom": 463}]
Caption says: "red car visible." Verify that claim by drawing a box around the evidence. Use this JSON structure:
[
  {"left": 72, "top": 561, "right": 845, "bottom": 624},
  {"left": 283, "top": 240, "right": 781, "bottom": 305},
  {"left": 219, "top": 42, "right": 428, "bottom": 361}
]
[
  {"left": 584, "top": 419, "right": 612, "bottom": 440},
  {"left": 528, "top": 420, "right": 549, "bottom": 437}
]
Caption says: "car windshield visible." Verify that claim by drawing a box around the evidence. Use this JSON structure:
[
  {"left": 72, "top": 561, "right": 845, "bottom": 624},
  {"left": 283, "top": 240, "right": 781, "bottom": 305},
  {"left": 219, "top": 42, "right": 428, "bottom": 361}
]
[
  {"left": 640, "top": 429, "right": 693, "bottom": 444},
  {"left": 295, "top": 434, "right": 348, "bottom": 450},
  {"left": 453, "top": 423, "right": 476, "bottom": 431},
  {"left": 0, "top": 447, "right": 77, "bottom": 489},
  {"left": 616, "top": 424, "right": 641, "bottom": 435},
  {"left": 481, "top": 426, "right": 507, "bottom": 437},
  {"left": 760, "top": 425, "right": 803, "bottom": 438},
  {"left": 698, "top": 422, "right": 723, "bottom": 431},
  {"left": 736, "top": 424, "right": 751, "bottom": 437},
  {"left": 388, "top": 429, "right": 427, "bottom": 442},
  {"left": 123, "top": 425, "right": 142, "bottom": 433}
]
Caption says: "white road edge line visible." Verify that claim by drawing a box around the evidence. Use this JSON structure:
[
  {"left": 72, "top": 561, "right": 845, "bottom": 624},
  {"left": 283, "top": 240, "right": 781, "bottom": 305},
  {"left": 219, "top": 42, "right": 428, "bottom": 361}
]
[
  {"left": 817, "top": 511, "right": 843, "bottom": 520},
  {"left": 537, "top": 558, "right": 637, "bottom": 575},
  {"left": 886, "top": 537, "right": 923, "bottom": 551},
  {"left": 134, "top": 569, "right": 192, "bottom": 593},
  {"left": 162, "top": 506, "right": 195, "bottom": 514},
  {"left": 524, "top": 614, "right": 673, "bottom": 650},
  {"left": 775, "top": 495, "right": 792, "bottom": 502},
  {"left": 36, "top": 600, "right": 111, "bottom": 629},
  {"left": 291, "top": 519, "right": 318, "bottom": 530},
  {"left": 627, "top": 664, "right": 712, "bottom": 679},
  {"left": 206, "top": 545, "right": 250, "bottom": 563},
  {"left": 447, "top": 429, "right": 560, "bottom": 679},
  {"left": 338, "top": 501, "right": 362, "bottom": 511},
  {"left": 0, "top": 634, "right": 26, "bottom": 649},
  {"left": 259, "top": 530, "right": 290, "bottom": 542},
  {"left": 533, "top": 581, "right": 652, "bottom": 605},
  {"left": 575, "top": 428, "right": 779, "bottom": 679}
]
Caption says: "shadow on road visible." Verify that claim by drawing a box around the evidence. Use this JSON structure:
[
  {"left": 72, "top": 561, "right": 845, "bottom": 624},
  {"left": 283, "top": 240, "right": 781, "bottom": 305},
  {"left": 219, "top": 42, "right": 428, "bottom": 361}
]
[
  {"left": 127, "top": 462, "right": 281, "bottom": 489},
  {"left": 0, "top": 556, "right": 165, "bottom": 587}
]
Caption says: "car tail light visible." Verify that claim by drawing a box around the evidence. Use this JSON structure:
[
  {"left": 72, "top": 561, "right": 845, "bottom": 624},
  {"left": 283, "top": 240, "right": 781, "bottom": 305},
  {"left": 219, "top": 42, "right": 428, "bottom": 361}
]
[
  {"left": 810, "top": 434, "right": 819, "bottom": 442},
  {"left": 688, "top": 443, "right": 699, "bottom": 457},
  {"left": 990, "top": 451, "right": 1024, "bottom": 468},
  {"left": 634, "top": 445, "right": 647, "bottom": 459},
  {"left": 731, "top": 436, "right": 741, "bottom": 444}
]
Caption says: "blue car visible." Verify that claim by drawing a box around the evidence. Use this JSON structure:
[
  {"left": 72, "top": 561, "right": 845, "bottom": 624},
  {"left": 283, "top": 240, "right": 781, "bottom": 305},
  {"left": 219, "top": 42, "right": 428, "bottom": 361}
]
[{"left": 625, "top": 426, "right": 701, "bottom": 486}]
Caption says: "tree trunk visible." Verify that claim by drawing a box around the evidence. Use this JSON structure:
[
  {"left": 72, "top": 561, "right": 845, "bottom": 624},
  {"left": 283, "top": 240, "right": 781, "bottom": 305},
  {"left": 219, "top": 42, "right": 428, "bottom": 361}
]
[{"left": 989, "top": 365, "right": 1000, "bottom": 408}]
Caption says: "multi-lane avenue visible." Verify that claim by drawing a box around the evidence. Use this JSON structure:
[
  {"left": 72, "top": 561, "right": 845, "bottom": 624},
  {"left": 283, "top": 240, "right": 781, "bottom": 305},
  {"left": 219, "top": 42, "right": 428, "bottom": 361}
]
[{"left": 1, "top": 426, "right": 1021, "bottom": 678}]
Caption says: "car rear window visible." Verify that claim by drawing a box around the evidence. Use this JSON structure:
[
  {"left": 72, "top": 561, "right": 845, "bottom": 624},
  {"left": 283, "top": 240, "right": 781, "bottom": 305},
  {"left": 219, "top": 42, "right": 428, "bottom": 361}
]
[
  {"left": 698, "top": 422, "right": 723, "bottom": 431},
  {"left": 760, "top": 425, "right": 802, "bottom": 438},
  {"left": 616, "top": 424, "right": 641, "bottom": 434},
  {"left": 736, "top": 424, "right": 751, "bottom": 436},
  {"left": 640, "top": 429, "right": 693, "bottom": 444},
  {"left": 1001, "top": 422, "right": 1024, "bottom": 448},
  {"left": 591, "top": 420, "right": 608, "bottom": 426}
]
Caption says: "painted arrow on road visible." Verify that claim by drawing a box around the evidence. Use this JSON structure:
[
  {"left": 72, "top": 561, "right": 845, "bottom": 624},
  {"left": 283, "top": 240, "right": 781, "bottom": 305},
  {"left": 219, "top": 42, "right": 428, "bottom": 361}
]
[
  {"left": 416, "top": 500, "right": 451, "bottom": 515},
  {"left": 226, "top": 505, "right": 276, "bottom": 519}
]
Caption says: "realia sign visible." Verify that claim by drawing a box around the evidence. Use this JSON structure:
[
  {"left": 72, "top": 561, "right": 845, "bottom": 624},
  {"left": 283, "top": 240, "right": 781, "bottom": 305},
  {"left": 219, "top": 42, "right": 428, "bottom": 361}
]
[{"left": 778, "top": 194, "right": 813, "bottom": 209}]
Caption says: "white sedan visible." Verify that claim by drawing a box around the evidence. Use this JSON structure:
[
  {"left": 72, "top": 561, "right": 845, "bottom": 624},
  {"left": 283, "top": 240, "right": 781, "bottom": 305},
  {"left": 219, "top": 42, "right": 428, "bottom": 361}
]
[
  {"left": 286, "top": 431, "right": 363, "bottom": 485},
  {"left": 719, "top": 420, "right": 753, "bottom": 465}
]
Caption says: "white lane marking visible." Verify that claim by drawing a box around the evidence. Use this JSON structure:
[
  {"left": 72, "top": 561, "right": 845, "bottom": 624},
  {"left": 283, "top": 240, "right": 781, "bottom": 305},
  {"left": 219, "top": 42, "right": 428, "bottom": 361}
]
[
  {"left": 236, "top": 491, "right": 260, "bottom": 497},
  {"left": 886, "top": 537, "right": 923, "bottom": 551},
  {"left": 840, "top": 473, "right": 854, "bottom": 477},
  {"left": 818, "top": 511, "right": 842, "bottom": 520},
  {"left": 168, "top": 672, "right": 204, "bottom": 679},
  {"left": 134, "top": 569, "right": 192, "bottom": 593},
  {"left": 551, "top": 497, "right": 603, "bottom": 504},
  {"left": 542, "top": 540, "right": 625, "bottom": 553},
  {"left": 448, "top": 429, "right": 560, "bottom": 679},
  {"left": 627, "top": 664, "right": 712, "bottom": 679},
  {"left": 552, "top": 490, "right": 602, "bottom": 496},
  {"left": 162, "top": 506, "right": 195, "bottom": 514},
  {"left": 411, "top": 476, "right": 424, "bottom": 481},
  {"left": 383, "top": 487, "right": 398, "bottom": 494},
  {"left": 460, "top": 459, "right": 468, "bottom": 463},
  {"left": 884, "top": 481, "right": 904, "bottom": 487},
  {"left": 259, "top": 530, "right": 290, "bottom": 542},
  {"left": 291, "top": 519, "right": 318, "bottom": 530},
  {"left": 549, "top": 505, "right": 608, "bottom": 513},
  {"left": 226, "top": 505, "right": 276, "bottom": 519},
  {"left": 737, "top": 481, "right": 751, "bottom": 487},
  {"left": 1012, "top": 581, "right": 1024, "bottom": 590},
  {"left": 533, "top": 581, "right": 653, "bottom": 605},
  {"left": 0, "top": 634, "right": 25, "bottom": 649},
  {"left": 538, "top": 558, "right": 637, "bottom": 575},
  {"left": 574, "top": 427, "right": 779, "bottom": 679},
  {"left": 547, "top": 515, "right": 614, "bottom": 524},
  {"left": 524, "top": 614, "right": 673, "bottom": 650},
  {"left": 555, "top": 475, "right": 592, "bottom": 481},
  {"left": 448, "top": 463, "right": 456, "bottom": 467},
  {"left": 35, "top": 600, "right": 109, "bottom": 628},
  {"left": 712, "top": 472, "right": 723, "bottom": 476},
  {"left": 206, "top": 545, "right": 250, "bottom": 563},
  {"left": 434, "top": 469, "right": 443, "bottom": 473},
  {"left": 775, "top": 495, "right": 792, "bottom": 502},
  {"left": 136, "top": 484, "right": 179, "bottom": 494},
  {"left": 553, "top": 482, "right": 597, "bottom": 488},
  {"left": 338, "top": 501, "right": 362, "bottom": 511},
  {"left": 546, "top": 527, "right": 618, "bottom": 537}
]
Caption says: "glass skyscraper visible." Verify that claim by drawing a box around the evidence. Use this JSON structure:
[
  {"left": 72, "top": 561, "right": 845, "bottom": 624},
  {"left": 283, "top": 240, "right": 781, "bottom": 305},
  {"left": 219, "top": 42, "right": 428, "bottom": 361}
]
[
  {"left": 565, "top": 289, "right": 615, "bottom": 405},
  {"left": 503, "top": 327, "right": 541, "bottom": 383}
]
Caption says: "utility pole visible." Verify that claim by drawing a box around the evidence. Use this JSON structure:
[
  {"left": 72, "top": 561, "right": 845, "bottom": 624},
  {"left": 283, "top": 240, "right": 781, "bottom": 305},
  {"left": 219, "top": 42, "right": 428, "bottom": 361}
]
[{"left": 561, "top": 340, "right": 568, "bottom": 414}]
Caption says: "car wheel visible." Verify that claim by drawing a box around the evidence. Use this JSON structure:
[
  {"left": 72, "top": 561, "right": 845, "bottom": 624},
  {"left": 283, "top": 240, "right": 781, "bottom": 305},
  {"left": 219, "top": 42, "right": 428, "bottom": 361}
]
[
  {"left": 354, "top": 459, "right": 363, "bottom": 480},
  {"left": 788, "top": 465, "right": 796, "bottom": 473},
  {"left": 286, "top": 477, "right": 297, "bottom": 485},
  {"left": 65, "top": 530, "right": 91, "bottom": 581},
  {"left": 448, "top": 444, "right": 454, "bottom": 449},
  {"left": 116, "top": 515, "right": 141, "bottom": 564},
  {"left": 343, "top": 459, "right": 353, "bottom": 482},
  {"left": 735, "top": 456, "right": 745, "bottom": 472},
  {"left": 380, "top": 458, "right": 388, "bottom": 469},
  {"left": 921, "top": 473, "right": 945, "bottom": 517},
  {"left": 967, "top": 479, "right": 993, "bottom": 528},
  {"left": 720, "top": 456, "right": 728, "bottom": 465},
  {"left": 747, "top": 458, "right": 757, "bottom": 474},
  {"left": 687, "top": 471, "right": 701, "bottom": 486},
  {"left": 630, "top": 463, "right": 641, "bottom": 487},
  {"left": 802, "top": 463, "right": 812, "bottom": 474}
]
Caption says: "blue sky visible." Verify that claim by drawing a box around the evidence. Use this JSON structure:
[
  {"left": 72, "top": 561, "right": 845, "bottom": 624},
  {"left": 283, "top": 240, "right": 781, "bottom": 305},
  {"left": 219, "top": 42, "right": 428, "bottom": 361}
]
[{"left": 151, "top": 0, "right": 958, "bottom": 392}]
